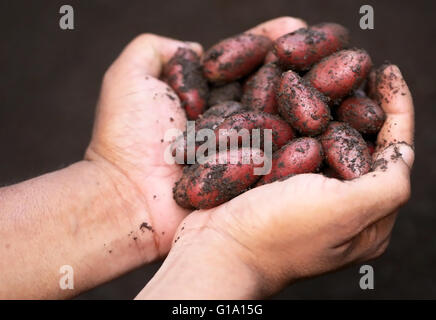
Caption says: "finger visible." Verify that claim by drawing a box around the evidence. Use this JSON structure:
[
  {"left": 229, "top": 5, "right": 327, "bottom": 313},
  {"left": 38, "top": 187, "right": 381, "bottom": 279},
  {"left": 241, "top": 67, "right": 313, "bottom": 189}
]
[
  {"left": 109, "top": 34, "right": 203, "bottom": 78},
  {"left": 246, "top": 16, "right": 308, "bottom": 40},
  {"left": 340, "top": 211, "right": 397, "bottom": 263},
  {"left": 369, "top": 64, "right": 415, "bottom": 150},
  {"left": 359, "top": 212, "right": 397, "bottom": 261},
  {"left": 334, "top": 143, "right": 413, "bottom": 236}
]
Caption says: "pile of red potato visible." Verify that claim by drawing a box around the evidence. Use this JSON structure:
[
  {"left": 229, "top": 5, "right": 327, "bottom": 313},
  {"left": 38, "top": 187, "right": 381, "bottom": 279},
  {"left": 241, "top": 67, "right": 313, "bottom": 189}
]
[{"left": 163, "top": 22, "right": 386, "bottom": 209}]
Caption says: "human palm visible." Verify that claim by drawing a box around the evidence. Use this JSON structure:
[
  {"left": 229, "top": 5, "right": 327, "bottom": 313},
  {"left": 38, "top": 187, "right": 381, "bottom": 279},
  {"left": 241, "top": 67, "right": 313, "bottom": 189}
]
[{"left": 85, "top": 35, "right": 201, "bottom": 254}]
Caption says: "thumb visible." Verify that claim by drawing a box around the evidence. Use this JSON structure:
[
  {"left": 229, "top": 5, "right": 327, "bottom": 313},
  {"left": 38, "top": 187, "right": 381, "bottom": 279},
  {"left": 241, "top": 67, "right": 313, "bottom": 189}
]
[{"left": 108, "top": 34, "right": 203, "bottom": 78}]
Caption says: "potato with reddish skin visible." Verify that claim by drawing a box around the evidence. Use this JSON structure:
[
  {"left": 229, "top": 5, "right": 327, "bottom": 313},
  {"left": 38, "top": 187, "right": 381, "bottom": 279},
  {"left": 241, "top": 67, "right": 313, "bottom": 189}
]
[
  {"left": 274, "top": 22, "right": 349, "bottom": 71},
  {"left": 202, "top": 33, "right": 272, "bottom": 83},
  {"left": 173, "top": 148, "right": 264, "bottom": 209},
  {"left": 321, "top": 122, "right": 372, "bottom": 180},
  {"left": 257, "top": 137, "right": 324, "bottom": 185},
  {"left": 208, "top": 82, "right": 242, "bottom": 106},
  {"left": 277, "top": 70, "right": 331, "bottom": 136},
  {"left": 215, "top": 111, "right": 295, "bottom": 151},
  {"left": 172, "top": 101, "right": 245, "bottom": 163},
  {"left": 197, "top": 101, "right": 245, "bottom": 130},
  {"left": 305, "top": 49, "right": 373, "bottom": 102},
  {"left": 337, "top": 96, "right": 386, "bottom": 135},
  {"left": 242, "top": 63, "right": 281, "bottom": 114},
  {"left": 164, "top": 47, "right": 209, "bottom": 120}
]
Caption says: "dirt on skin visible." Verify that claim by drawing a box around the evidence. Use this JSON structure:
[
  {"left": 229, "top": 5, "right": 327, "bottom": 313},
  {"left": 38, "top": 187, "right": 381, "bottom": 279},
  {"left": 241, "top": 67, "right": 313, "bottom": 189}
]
[{"left": 372, "top": 62, "right": 409, "bottom": 106}]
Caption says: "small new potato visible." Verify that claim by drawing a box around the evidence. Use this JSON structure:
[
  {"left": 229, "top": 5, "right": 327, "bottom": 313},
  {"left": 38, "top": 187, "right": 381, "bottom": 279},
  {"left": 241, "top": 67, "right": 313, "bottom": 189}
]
[
  {"left": 258, "top": 137, "right": 324, "bottom": 185},
  {"left": 197, "top": 101, "right": 245, "bottom": 130},
  {"left": 215, "top": 111, "right": 295, "bottom": 151},
  {"left": 337, "top": 96, "right": 386, "bottom": 135},
  {"left": 321, "top": 122, "right": 372, "bottom": 180},
  {"left": 277, "top": 70, "right": 331, "bottom": 136},
  {"left": 172, "top": 101, "right": 245, "bottom": 163},
  {"left": 163, "top": 47, "right": 209, "bottom": 120},
  {"left": 203, "top": 33, "right": 272, "bottom": 83},
  {"left": 242, "top": 63, "right": 281, "bottom": 114},
  {"left": 274, "top": 22, "right": 350, "bottom": 71},
  {"left": 173, "top": 148, "right": 264, "bottom": 209},
  {"left": 305, "top": 49, "right": 372, "bottom": 102}
]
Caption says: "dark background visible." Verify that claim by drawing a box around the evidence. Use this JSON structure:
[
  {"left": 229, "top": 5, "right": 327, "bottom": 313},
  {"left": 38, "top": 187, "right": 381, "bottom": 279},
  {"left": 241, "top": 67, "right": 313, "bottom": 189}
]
[{"left": 0, "top": 0, "right": 435, "bottom": 299}]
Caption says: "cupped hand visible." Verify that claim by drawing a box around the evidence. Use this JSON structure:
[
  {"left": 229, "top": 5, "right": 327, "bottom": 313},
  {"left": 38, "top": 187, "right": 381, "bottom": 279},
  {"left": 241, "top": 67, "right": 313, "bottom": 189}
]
[
  {"left": 84, "top": 34, "right": 203, "bottom": 256},
  {"left": 176, "top": 40, "right": 415, "bottom": 296},
  {"left": 84, "top": 17, "right": 306, "bottom": 258}
]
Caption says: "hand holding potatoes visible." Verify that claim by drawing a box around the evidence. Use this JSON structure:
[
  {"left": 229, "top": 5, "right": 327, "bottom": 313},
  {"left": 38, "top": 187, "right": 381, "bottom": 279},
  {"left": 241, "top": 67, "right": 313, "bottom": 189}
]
[
  {"left": 165, "top": 62, "right": 414, "bottom": 299},
  {"left": 166, "top": 16, "right": 399, "bottom": 209},
  {"left": 137, "top": 17, "right": 414, "bottom": 299}
]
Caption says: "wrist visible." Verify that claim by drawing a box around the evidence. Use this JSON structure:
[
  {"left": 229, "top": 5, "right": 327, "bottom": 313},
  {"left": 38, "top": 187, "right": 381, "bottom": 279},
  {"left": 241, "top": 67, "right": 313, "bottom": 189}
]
[
  {"left": 82, "top": 155, "right": 160, "bottom": 262},
  {"left": 136, "top": 211, "right": 264, "bottom": 299}
]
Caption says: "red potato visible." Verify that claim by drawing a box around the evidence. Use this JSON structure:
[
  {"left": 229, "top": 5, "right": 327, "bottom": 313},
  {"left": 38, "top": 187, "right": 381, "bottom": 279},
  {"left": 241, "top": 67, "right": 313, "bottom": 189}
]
[
  {"left": 172, "top": 101, "right": 245, "bottom": 163},
  {"left": 321, "top": 122, "right": 372, "bottom": 180},
  {"left": 173, "top": 148, "right": 264, "bottom": 209},
  {"left": 197, "top": 101, "right": 245, "bottom": 130},
  {"left": 337, "top": 96, "right": 386, "bottom": 135},
  {"left": 305, "top": 49, "right": 373, "bottom": 102},
  {"left": 202, "top": 33, "right": 272, "bottom": 83},
  {"left": 208, "top": 82, "right": 242, "bottom": 106},
  {"left": 257, "top": 137, "right": 324, "bottom": 185},
  {"left": 214, "top": 111, "right": 295, "bottom": 151},
  {"left": 277, "top": 70, "right": 331, "bottom": 136},
  {"left": 273, "top": 22, "right": 349, "bottom": 71},
  {"left": 163, "top": 47, "right": 209, "bottom": 120},
  {"left": 241, "top": 63, "right": 281, "bottom": 114}
]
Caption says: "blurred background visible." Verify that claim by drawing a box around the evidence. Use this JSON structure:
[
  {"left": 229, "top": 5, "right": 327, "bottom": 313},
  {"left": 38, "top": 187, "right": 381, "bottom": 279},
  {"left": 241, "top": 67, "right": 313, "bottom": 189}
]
[{"left": 0, "top": 0, "right": 435, "bottom": 299}]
